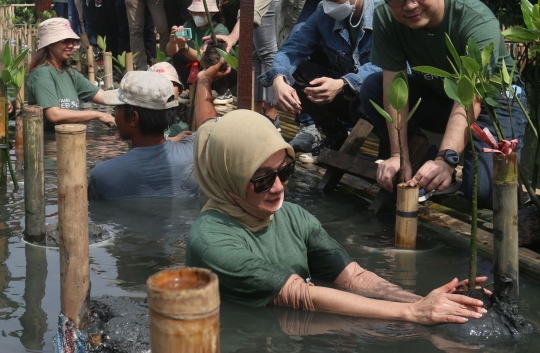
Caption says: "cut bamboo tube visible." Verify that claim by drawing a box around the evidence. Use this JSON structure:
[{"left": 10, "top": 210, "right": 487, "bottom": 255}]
[
  {"left": 493, "top": 152, "right": 519, "bottom": 302},
  {"left": 23, "top": 106, "right": 45, "bottom": 242},
  {"left": 126, "top": 52, "right": 134, "bottom": 72},
  {"left": 0, "top": 82, "right": 7, "bottom": 186},
  {"left": 75, "top": 46, "right": 82, "bottom": 72},
  {"left": 56, "top": 124, "right": 90, "bottom": 328},
  {"left": 147, "top": 267, "right": 220, "bottom": 353},
  {"left": 103, "top": 51, "right": 113, "bottom": 90},
  {"left": 27, "top": 24, "right": 32, "bottom": 65},
  {"left": 87, "top": 45, "right": 95, "bottom": 84},
  {"left": 79, "top": 32, "right": 90, "bottom": 48},
  {"left": 395, "top": 183, "right": 419, "bottom": 249},
  {"left": 392, "top": 250, "right": 418, "bottom": 293}
]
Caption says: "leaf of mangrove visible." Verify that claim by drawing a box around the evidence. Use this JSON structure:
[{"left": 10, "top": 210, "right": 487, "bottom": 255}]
[
  {"left": 447, "top": 57, "right": 459, "bottom": 76},
  {"left": 531, "top": 43, "right": 540, "bottom": 55},
  {"left": 501, "top": 58, "right": 510, "bottom": 85},
  {"left": 1, "top": 69, "right": 11, "bottom": 84},
  {"left": 489, "top": 75, "right": 503, "bottom": 89},
  {"left": 481, "top": 42, "right": 494, "bottom": 75},
  {"left": 531, "top": 20, "right": 540, "bottom": 32},
  {"left": 133, "top": 52, "right": 140, "bottom": 59},
  {"left": 120, "top": 51, "right": 126, "bottom": 67},
  {"left": 369, "top": 99, "right": 394, "bottom": 126},
  {"left": 522, "top": 0, "right": 534, "bottom": 29},
  {"left": 14, "top": 67, "right": 24, "bottom": 88},
  {"left": 461, "top": 56, "right": 480, "bottom": 76},
  {"left": 457, "top": 76, "right": 474, "bottom": 109},
  {"left": 114, "top": 65, "right": 123, "bottom": 74},
  {"left": 485, "top": 97, "right": 504, "bottom": 109},
  {"left": 412, "top": 66, "right": 453, "bottom": 78},
  {"left": 112, "top": 56, "right": 120, "bottom": 66},
  {"left": 11, "top": 48, "right": 29, "bottom": 69},
  {"left": 501, "top": 27, "right": 540, "bottom": 43},
  {"left": 445, "top": 33, "right": 461, "bottom": 71},
  {"left": 3, "top": 43, "right": 11, "bottom": 68},
  {"left": 466, "top": 38, "right": 482, "bottom": 68},
  {"left": 388, "top": 76, "right": 408, "bottom": 111},
  {"left": 97, "top": 35, "right": 106, "bottom": 52},
  {"left": 475, "top": 83, "right": 485, "bottom": 99},
  {"left": 443, "top": 78, "right": 459, "bottom": 102},
  {"left": 482, "top": 83, "right": 503, "bottom": 100},
  {"left": 407, "top": 97, "right": 422, "bottom": 122},
  {"left": 533, "top": 3, "right": 540, "bottom": 21},
  {"left": 10, "top": 68, "right": 18, "bottom": 80}
]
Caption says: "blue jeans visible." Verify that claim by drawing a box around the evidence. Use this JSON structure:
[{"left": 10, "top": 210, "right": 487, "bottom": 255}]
[
  {"left": 68, "top": 0, "right": 81, "bottom": 33},
  {"left": 82, "top": 0, "right": 97, "bottom": 46},
  {"left": 54, "top": 2, "right": 69, "bottom": 19},
  {"left": 360, "top": 72, "right": 527, "bottom": 209},
  {"left": 253, "top": 0, "right": 278, "bottom": 105}
]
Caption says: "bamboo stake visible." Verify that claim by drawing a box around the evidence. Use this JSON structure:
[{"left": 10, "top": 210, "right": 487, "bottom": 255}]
[
  {"left": 147, "top": 267, "right": 220, "bottom": 353},
  {"left": 0, "top": 82, "right": 7, "bottom": 187},
  {"left": 395, "top": 183, "right": 419, "bottom": 249},
  {"left": 103, "top": 51, "right": 113, "bottom": 90},
  {"left": 27, "top": 24, "right": 32, "bottom": 65},
  {"left": 493, "top": 152, "right": 519, "bottom": 302},
  {"left": 76, "top": 46, "right": 82, "bottom": 72},
  {"left": 23, "top": 106, "right": 45, "bottom": 243},
  {"left": 56, "top": 124, "right": 90, "bottom": 328},
  {"left": 87, "top": 45, "right": 95, "bottom": 84},
  {"left": 392, "top": 250, "right": 418, "bottom": 293},
  {"left": 126, "top": 52, "right": 134, "bottom": 72}
]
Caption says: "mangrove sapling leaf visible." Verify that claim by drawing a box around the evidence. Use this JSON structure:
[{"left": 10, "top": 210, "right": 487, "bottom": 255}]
[
  {"left": 521, "top": 0, "right": 534, "bottom": 29},
  {"left": 369, "top": 99, "right": 395, "bottom": 126},
  {"left": 482, "top": 83, "right": 503, "bottom": 100},
  {"left": 97, "top": 35, "right": 106, "bottom": 53},
  {"left": 481, "top": 42, "right": 494, "bottom": 76},
  {"left": 216, "top": 48, "right": 238, "bottom": 70},
  {"left": 14, "top": 67, "right": 24, "bottom": 89},
  {"left": 443, "top": 78, "right": 459, "bottom": 102},
  {"left": 485, "top": 97, "right": 505, "bottom": 109},
  {"left": 501, "top": 27, "right": 540, "bottom": 43},
  {"left": 1, "top": 69, "right": 11, "bottom": 84},
  {"left": 3, "top": 43, "right": 11, "bottom": 68},
  {"left": 407, "top": 98, "right": 422, "bottom": 122},
  {"left": 447, "top": 57, "right": 460, "bottom": 77},
  {"left": 445, "top": 33, "right": 461, "bottom": 71},
  {"left": 114, "top": 65, "right": 124, "bottom": 74},
  {"left": 532, "top": 20, "right": 540, "bottom": 32},
  {"left": 193, "top": 41, "right": 203, "bottom": 65},
  {"left": 412, "top": 66, "right": 453, "bottom": 78},
  {"left": 457, "top": 76, "right": 475, "bottom": 109},
  {"left": 466, "top": 38, "right": 482, "bottom": 69},
  {"left": 533, "top": 3, "right": 540, "bottom": 20},
  {"left": 11, "top": 49, "right": 29, "bottom": 70},
  {"left": 501, "top": 58, "right": 510, "bottom": 85},
  {"left": 388, "top": 72, "right": 408, "bottom": 111},
  {"left": 460, "top": 56, "right": 480, "bottom": 77}
]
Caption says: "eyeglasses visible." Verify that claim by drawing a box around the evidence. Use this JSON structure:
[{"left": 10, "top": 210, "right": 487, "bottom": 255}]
[
  {"left": 249, "top": 158, "right": 296, "bottom": 193},
  {"left": 60, "top": 38, "right": 78, "bottom": 45},
  {"left": 385, "top": 0, "right": 417, "bottom": 8}
]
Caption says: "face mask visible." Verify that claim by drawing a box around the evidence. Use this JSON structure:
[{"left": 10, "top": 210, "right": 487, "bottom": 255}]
[
  {"left": 193, "top": 15, "right": 208, "bottom": 27},
  {"left": 323, "top": 0, "right": 355, "bottom": 21}
]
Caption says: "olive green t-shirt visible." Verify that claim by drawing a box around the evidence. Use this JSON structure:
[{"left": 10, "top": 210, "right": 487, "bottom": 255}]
[
  {"left": 186, "top": 202, "right": 352, "bottom": 307},
  {"left": 371, "top": 0, "right": 513, "bottom": 98},
  {"left": 27, "top": 65, "right": 100, "bottom": 129}
]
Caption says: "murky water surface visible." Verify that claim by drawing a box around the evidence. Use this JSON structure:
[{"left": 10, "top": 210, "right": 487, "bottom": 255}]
[{"left": 1, "top": 120, "right": 540, "bottom": 352}]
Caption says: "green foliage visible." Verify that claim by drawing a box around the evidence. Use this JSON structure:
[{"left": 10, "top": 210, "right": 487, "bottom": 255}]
[
  {"left": 112, "top": 51, "right": 139, "bottom": 76},
  {"left": 151, "top": 46, "right": 170, "bottom": 65},
  {"left": 1, "top": 42, "right": 29, "bottom": 93},
  {"left": 0, "top": 1, "right": 54, "bottom": 24},
  {"left": 388, "top": 72, "right": 408, "bottom": 111},
  {"left": 480, "top": 0, "right": 526, "bottom": 27},
  {"left": 97, "top": 35, "right": 107, "bottom": 53},
  {"left": 216, "top": 46, "right": 239, "bottom": 70}
]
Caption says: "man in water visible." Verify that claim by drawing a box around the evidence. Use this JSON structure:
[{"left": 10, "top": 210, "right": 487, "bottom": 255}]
[
  {"left": 359, "top": 0, "right": 527, "bottom": 208},
  {"left": 88, "top": 71, "right": 199, "bottom": 199},
  {"left": 259, "top": 0, "right": 380, "bottom": 156}
]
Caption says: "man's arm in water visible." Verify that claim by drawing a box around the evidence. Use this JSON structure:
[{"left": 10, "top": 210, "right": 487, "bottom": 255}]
[{"left": 194, "top": 58, "right": 231, "bottom": 130}]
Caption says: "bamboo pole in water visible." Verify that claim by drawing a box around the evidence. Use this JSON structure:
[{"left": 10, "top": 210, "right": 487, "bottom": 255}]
[
  {"left": 103, "top": 51, "right": 113, "bottom": 90},
  {"left": 147, "top": 267, "right": 220, "bottom": 353},
  {"left": 395, "top": 183, "right": 419, "bottom": 249},
  {"left": 493, "top": 152, "right": 519, "bottom": 302},
  {"left": 23, "top": 106, "right": 45, "bottom": 242},
  {"left": 15, "top": 62, "right": 25, "bottom": 148},
  {"left": 87, "top": 45, "right": 95, "bottom": 84},
  {"left": 56, "top": 124, "right": 90, "bottom": 328},
  {"left": 0, "top": 82, "right": 8, "bottom": 187},
  {"left": 126, "top": 52, "right": 134, "bottom": 72}
]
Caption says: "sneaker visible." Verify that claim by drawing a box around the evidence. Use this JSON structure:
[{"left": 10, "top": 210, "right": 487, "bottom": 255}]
[
  {"left": 266, "top": 115, "right": 281, "bottom": 132},
  {"left": 289, "top": 124, "right": 321, "bottom": 153},
  {"left": 213, "top": 91, "right": 233, "bottom": 105},
  {"left": 310, "top": 132, "right": 348, "bottom": 156},
  {"left": 178, "top": 91, "right": 190, "bottom": 104}
]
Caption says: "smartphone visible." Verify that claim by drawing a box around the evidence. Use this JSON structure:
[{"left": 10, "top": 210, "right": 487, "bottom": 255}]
[{"left": 175, "top": 28, "right": 192, "bottom": 39}]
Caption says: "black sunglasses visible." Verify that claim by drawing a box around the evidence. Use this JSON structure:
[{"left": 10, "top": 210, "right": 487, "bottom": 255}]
[{"left": 249, "top": 157, "right": 296, "bottom": 194}]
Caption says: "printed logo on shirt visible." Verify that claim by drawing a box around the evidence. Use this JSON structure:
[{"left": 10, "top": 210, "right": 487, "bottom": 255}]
[
  {"left": 59, "top": 98, "right": 79, "bottom": 109},
  {"left": 412, "top": 69, "right": 443, "bottom": 82}
]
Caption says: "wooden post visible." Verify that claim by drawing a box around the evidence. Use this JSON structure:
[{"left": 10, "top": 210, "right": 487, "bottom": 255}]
[
  {"left": 493, "top": 153, "right": 519, "bottom": 302},
  {"left": 126, "top": 52, "right": 134, "bottom": 72},
  {"left": 0, "top": 82, "right": 7, "bottom": 187},
  {"left": 147, "top": 267, "right": 220, "bottom": 353},
  {"left": 56, "top": 124, "right": 90, "bottom": 328},
  {"left": 87, "top": 45, "right": 95, "bottom": 84},
  {"left": 395, "top": 183, "right": 419, "bottom": 249},
  {"left": 23, "top": 106, "right": 45, "bottom": 243},
  {"left": 76, "top": 46, "right": 82, "bottom": 72},
  {"left": 103, "top": 51, "right": 113, "bottom": 90},
  {"left": 237, "top": 0, "right": 254, "bottom": 109}
]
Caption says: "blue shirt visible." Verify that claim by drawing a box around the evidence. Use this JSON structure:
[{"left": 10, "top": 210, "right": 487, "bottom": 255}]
[
  {"left": 88, "top": 137, "right": 199, "bottom": 200},
  {"left": 259, "top": 0, "right": 381, "bottom": 98}
]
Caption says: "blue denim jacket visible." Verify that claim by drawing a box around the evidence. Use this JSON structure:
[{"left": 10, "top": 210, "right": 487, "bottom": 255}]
[{"left": 259, "top": 0, "right": 381, "bottom": 99}]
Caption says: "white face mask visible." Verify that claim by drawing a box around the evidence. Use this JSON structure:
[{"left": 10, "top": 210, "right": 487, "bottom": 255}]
[
  {"left": 193, "top": 15, "right": 208, "bottom": 27},
  {"left": 323, "top": 0, "right": 356, "bottom": 21}
]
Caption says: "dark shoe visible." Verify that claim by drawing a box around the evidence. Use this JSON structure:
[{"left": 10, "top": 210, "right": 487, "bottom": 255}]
[
  {"left": 213, "top": 91, "right": 233, "bottom": 105},
  {"left": 289, "top": 124, "right": 320, "bottom": 153}
]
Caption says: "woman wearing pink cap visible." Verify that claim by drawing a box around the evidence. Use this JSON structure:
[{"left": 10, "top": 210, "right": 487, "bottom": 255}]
[{"left": 27, "top": 18, "right": 116, "bottom": 130}]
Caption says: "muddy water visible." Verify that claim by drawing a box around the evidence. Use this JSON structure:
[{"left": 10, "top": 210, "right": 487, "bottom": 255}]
[{"left": 1, "top": 120, "right": 540, "bottom": 352}]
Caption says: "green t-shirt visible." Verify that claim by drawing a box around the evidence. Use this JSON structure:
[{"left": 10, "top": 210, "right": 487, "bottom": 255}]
[
  {"left": 183, "top": 21, "right": 230, "bottom": 48},
  {"left": 27, "top": 65, "right": 100, "bottom": 129},
  {"left": 186, "top": 202, "right": 352, "bottom": 307},
  {"left": 371, "top": 0, "right": 513, "bottom": 98}
]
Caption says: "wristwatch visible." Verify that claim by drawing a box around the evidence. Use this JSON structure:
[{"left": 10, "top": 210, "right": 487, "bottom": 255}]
[
  {"left": 436, "top": 149, "right": 459, "bottom": 168},
  {"left": 340, "top": 78, "right": 353, "bottom": 96},
  {"left": 179, "top": 42, "right": 189, "bottom": 52}
]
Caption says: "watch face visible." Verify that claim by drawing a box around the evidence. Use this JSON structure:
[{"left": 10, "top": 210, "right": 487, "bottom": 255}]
[{"left": 444, "top": 150, "right": 459, "bottom": 165}]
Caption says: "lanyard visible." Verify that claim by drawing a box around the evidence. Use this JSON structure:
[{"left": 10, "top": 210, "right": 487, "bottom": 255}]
[{"left": 194, "top": 27, "right": 212, "bottom": 46}]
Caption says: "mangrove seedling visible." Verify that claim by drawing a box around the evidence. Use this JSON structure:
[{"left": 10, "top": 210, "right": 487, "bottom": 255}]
[
  {"left": 151, "top": 47, "right": 170, "bottom": 65},
  {"left": 369, "top": 72, "right": 422, "bottom": 184}
]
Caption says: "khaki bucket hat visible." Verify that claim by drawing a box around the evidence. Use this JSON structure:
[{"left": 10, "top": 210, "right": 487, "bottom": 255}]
[
  {"left": 187, "top": 0, "right": 219, "bottom": 12},
  {"left": 37, "top": 18, "right": 80, "bottom": 50},
  {"left": 102, "top": 71, "right": 179, "bottom": 110},
  {"left": 148, "top": 62, "right": 183, "bottom": 88}
]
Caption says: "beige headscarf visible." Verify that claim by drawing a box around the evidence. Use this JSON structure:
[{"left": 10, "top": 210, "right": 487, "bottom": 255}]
[{"left": 194, "top": 110, "right": 294, "bottom": 232}]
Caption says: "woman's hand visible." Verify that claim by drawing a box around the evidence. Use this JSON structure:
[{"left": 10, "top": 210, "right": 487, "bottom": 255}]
[
  {"left": 97, "top": 113, "right": 116, "bottom": 127},
  {"left": 407, "top": 278, "right": 487, "bottom": 325},
  {"left": 170, "top": 25, "right": 187, "bottom": 47},
  {"left": 273, "top": 76, "right": 301, "bottom": 115}
]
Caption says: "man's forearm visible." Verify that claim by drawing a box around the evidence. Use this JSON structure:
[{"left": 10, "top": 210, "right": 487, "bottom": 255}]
[
  {"left": 194, "top": 75, "right": 217, "bottom": 130},
  {"left": 440, "top": 98, "right": 482, "bottom": 154},
  {"left": 229, "top": 22, "right": 240, "bottom": 46}
]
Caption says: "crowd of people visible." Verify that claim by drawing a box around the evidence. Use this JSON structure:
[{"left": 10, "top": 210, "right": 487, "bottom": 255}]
[{"left": 27, "top": 0, "right": 525, "bottom": 324}]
